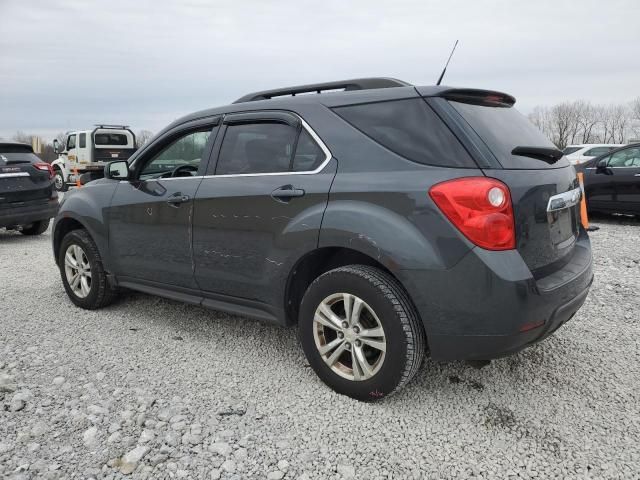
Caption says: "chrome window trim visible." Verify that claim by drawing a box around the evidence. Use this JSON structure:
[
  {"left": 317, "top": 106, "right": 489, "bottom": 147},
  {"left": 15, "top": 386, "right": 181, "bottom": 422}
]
[
  {"left": 547, "top": 187, "right": 582, "bottom": 212},
  {"left": 0, "top": 172, "right": 29, "bottom": 178},
  {"left": 204, "top": 116, "right": 332, "bottom": 178}
]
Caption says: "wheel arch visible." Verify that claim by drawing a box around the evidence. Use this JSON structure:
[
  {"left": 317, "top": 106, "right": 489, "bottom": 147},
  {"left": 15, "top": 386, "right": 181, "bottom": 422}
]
[
  {"left": 284, "top": 246, "right": 413, "bottom": 327},
  {"left": 53, "top": 217, "right": 88, "bottom": 265}
]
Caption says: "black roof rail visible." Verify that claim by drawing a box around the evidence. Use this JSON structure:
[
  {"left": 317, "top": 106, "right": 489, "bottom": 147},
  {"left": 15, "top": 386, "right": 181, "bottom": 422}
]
[
  {"left": 233, "top": 77, "right": 412, "bottom": 103},
  {"left": 94, "top": 124, "right": 130, "bottom": 129}
]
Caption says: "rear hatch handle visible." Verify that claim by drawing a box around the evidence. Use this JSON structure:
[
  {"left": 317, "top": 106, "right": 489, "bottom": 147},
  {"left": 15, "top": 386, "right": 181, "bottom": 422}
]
[{"left": 511, "top": 146, "right": 563, "bottom": 164}]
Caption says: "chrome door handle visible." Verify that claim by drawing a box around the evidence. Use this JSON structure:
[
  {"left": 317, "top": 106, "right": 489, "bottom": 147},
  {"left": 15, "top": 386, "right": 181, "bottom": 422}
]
[
  {"left": 167, "top": 194, "right": 190, "bottom": 206},
  {"left": 271, "top": 185, "right": 305, "bottom": 202},
  {"left": 634, "top": 173, "right": 640, "bottom": 177}
]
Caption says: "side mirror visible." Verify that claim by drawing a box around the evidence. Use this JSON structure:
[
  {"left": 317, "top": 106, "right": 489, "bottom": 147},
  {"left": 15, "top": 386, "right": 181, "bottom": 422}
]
[
  {"left": 595, "top": 158, "right": 608, "bottom": 174},
  {"left": 53, "top": 139, "right": 61, "bottom": 154},
  {"left": 105, "top": 160, "right": 129, "bottom": 180}
]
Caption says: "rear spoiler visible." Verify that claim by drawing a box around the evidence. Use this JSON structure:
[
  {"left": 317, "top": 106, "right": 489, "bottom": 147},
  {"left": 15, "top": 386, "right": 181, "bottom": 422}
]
[{"left": 439, "top": 88, "right": 516, "bottom": 107}]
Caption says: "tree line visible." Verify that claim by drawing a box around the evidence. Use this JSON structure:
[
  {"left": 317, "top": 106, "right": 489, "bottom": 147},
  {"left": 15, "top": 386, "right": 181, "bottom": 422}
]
[
  {"left": 0, "top": 130, "right": 154, "bottom": 163},
  {"left": 528, "top": 97, "right": 640, "bottom": 149}
]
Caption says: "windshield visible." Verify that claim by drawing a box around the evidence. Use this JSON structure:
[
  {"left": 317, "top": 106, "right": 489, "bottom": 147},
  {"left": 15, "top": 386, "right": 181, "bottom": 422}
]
[
  {"left": 450, "top": 101, "right": 569, "bottom": 169},
  {"left": 563, "top": 146, "right": 582, "bottom": 155}
]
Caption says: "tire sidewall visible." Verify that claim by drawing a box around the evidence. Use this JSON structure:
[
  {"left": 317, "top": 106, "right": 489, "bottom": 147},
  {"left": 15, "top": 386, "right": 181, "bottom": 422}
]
[
  {"left": 58, "top": 231, "right": 101, "bottom": 308},
  {"left": 54, "top": 171, "right": 68, "bottom": 192},
  {"left": 299, "top": 269, "right": 410, "bottom": 401}
]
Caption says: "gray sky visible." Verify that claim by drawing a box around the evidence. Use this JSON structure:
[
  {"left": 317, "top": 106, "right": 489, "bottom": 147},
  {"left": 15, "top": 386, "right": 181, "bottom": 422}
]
[{"left": 1, "top": 0, "right": 639, "bottom": 141}]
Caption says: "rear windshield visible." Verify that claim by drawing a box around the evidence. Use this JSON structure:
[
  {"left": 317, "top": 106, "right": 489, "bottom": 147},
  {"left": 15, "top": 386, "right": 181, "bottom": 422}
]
[
  {"left": 450, "top": 101, "right": 569, "bottom": 169},
  {"left": 0, "top": 152, "right": 40, "bottom": 164},
  {"left": 333, "top": 99, "right": 476, "bottom": 168},
  {"left": 563, "top": 146, "right": 582, "bottom": 155},
  {"left": 95, "top": 133, "right": 128, "bottom": 146}
]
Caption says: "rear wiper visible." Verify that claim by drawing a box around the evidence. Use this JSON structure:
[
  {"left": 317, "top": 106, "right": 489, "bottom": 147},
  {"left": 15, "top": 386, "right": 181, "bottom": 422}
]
[{"left": 511, "top": 146, "right": 563, "bottom": 164}]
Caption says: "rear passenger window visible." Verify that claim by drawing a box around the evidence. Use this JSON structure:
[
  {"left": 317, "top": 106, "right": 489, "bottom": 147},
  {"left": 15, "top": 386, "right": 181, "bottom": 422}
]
[
  {"left": 332, "top": 99, "right": 475, "bottom": 168},
  {"left": 216, "top": 122, "right": 326, "bottom": 175},
  {"left": 584, "top": 147, "right": 609, "bottom": 156},
  {"left": 79, "top": 133, "right": 86, "bottom": 148},
  {"left": 292, "top": 130, "right": 325, "bottom": 172}
]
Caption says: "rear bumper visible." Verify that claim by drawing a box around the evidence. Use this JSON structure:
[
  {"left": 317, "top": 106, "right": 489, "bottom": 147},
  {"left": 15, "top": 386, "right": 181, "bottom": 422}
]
[
  {"left": 0, "top": 200, "right": 59, "bottom": 228},
  {"left": 399, "top": 228, "right": 593, "bottom": 361}
]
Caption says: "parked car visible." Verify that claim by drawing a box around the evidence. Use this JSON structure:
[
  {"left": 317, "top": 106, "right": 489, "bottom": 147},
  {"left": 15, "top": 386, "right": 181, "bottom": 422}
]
[
  {"left": 577, "top": 144, "right": 640, "bottom": 216},
  {"left": 564, "top": 144, "right": 624, "bottom": 165},
  {"left": 52, "top": 78, "right": 593, "bottom": 401},
  {"left": 1, "top": 142, "right": 58, "bottom": 235}
]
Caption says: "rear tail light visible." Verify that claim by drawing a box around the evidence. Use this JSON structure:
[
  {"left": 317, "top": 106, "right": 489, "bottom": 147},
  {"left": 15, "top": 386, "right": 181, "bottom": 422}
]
[
  {"left": 429, "top": 177, "right": 516, "bottom": 250},
  {"left": 34, "top": 162, "right": 55, "bottom": 179}
]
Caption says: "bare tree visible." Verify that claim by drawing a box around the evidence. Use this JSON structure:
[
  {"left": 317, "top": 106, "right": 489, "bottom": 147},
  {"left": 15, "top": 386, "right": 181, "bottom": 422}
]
[{"left": 136, "top": 130, "right": 154, "bottom": 148}]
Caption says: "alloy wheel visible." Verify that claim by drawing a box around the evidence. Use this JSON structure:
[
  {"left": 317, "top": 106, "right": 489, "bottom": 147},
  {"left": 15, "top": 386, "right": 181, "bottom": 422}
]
[
  {"left": 313, "top": 293, "right": 386, "bottom": 381},
  {"left": 64, "top": 244, "right": 92, "bottom": 298}
]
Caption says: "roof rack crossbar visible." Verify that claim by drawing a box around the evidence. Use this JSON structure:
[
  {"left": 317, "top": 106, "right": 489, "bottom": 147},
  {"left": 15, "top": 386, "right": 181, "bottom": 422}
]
[
  {"left": 233, "top": 77, "right": 412, "bottom": 103},
  {"left": 94, "top": 124, "right": 130, "bottom": 129}
]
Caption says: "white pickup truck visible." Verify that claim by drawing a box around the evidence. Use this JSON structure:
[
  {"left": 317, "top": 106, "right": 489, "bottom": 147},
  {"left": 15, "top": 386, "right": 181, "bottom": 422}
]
[{"left": 52, "top": 125, "right": 136, "bottom": 191}]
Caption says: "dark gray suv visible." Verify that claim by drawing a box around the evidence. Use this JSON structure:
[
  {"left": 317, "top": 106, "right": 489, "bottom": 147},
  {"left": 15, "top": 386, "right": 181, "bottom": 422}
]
[{"left": 52, "top": 78, "right": 593, "bottom": 401}]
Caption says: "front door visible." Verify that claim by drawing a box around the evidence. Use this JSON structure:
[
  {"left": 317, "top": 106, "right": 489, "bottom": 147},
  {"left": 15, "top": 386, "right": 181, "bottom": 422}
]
[
  {"left": 192, "top": 112, "right": 336, "bottom": 312},
  {"left": 609, "top": 146, "right": 640, "bottom": 213},
  {"left": 66, "top": 133, "right": 78, "bottom": 172},
  {"left": 107, "top": 122, "right": 218, "bottom": 288}
]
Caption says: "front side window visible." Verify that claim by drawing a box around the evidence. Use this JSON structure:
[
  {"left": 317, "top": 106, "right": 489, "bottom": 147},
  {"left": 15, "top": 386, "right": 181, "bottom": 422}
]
[
  {"left": 139, "top": 129, "right": 213, "bottom": 180},
  {"left": 216, "top": 123, "right": 298, "bottom": 175},
  {"left": 608, "top": 148, "right": 640, "bottom": 167},
  {"left": 79, "top": 133, "right": 86, "bottom": 148},
  {"left": 584, "top": 147, "right": 609, "bottom": 157},
  {"left": 67, "top": 134, "right": 76, "bottom": 150}
]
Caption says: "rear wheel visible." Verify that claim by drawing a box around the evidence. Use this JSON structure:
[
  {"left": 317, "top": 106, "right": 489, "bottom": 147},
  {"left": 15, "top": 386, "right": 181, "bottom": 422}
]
[
  {"left": 54, "top": 169, "right": 68, "bottom": 192},
  {"left": 20, "top": 220, "right": 49, "bottom": 236},
  {"left": 58, "top": 229, "right": 117, "bottom": 309},
  {"left": 298, "top": 265, "right": 426, "bottom": 401}
]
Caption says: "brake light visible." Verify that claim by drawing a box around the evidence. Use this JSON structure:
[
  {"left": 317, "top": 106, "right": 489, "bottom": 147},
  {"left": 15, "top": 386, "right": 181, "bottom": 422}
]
[
  {"left": 429, "top": 177, "right": 516, "bottom": 250},
  {"left": 34, "top": 162, "right": 55, "bottom": 179}
]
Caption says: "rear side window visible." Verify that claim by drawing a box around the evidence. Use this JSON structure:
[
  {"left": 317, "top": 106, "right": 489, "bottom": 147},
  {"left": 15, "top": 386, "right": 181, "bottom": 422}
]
[
  {"left": 292, "top": 130, "right": 325, "bottom": 172},
  {"left": 332, "top": 99, "right": 475, "bottom": 168},
  {"left": 563, "top": 146, "right": 581, "bottom": 155},
  {"left": 79, "top": 133, "right": 86, "bottom": 148},
  {"left": 450, "top": 101, "right": 568, "bottom": 169},
  {"left": 216, "top": 123, "right": 296, "bottom": 175}
]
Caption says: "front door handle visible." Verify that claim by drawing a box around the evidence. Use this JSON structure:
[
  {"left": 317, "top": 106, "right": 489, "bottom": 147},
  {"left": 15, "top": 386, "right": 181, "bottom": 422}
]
[
  {"left": 271, "top": 185, "right": 305, "bottom": 202},
  {"left": 167, "top": 193, "right": 190, "bottom": 207},
  {"left": 634, "top": 173, "right": 640, "bottom": 177}
]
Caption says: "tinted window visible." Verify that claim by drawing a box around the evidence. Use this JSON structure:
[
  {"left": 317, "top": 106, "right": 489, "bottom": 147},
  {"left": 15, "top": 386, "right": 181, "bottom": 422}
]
[
  {"left": 95, "top": 133, "right": 128, "bottom": 145},
  {"left": 67, "top": 134, "right": 76, "bottom": 150},
  {"left": 450, "top": 101, "right": 568, "bottom": 169},
  {"left": 608, "top": 148, "right": 640, "bottom": 167},
  {"left": 79, "top": 133, "right": 86, "bottom": 148},
  {"left": 292, "top": 129, "right": 325, "bottom": 172},
  {"left": 563, "top": 146, "right": 582, "bottom": 155},
  {"left": 584, "top": 147, "right": 610, "bottom": 156},
  {"left": 333, "top": 99, "right": 475, "bottom": 168},
  {"left": 216, "top": 123, "right": 297, "bottom": 175},
  {"left": 140, "top": 129, "right": 212, "bottom": 180}
]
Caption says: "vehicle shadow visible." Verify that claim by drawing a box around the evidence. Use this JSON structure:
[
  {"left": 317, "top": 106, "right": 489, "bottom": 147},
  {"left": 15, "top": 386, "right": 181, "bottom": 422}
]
[{"left": 589, "top": 211, "right": 639, "bottom": 226}]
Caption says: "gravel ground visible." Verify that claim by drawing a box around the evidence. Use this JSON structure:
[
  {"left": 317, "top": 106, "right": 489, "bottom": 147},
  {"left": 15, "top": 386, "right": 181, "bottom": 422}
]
[{"left": 1, "top": 215, "right": 639, "bottom": 480}]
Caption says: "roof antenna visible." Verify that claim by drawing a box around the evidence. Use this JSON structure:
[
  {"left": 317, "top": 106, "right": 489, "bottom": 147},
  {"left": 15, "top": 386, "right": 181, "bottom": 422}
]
[{"left": 436, "top": 40, "right": 459, "bottom": 86}]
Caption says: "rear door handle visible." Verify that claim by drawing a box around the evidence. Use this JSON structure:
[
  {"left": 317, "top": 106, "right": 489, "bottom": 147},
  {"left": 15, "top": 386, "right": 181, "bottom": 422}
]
[
  {"left": 167, "top": 194, "right": 190, "bottom": 206},
  {"left": 634, "top": 173, "right": 640, "bottom": 177},
  {"left": 271, "top": 185, "right": 305, "bottom": 201}
]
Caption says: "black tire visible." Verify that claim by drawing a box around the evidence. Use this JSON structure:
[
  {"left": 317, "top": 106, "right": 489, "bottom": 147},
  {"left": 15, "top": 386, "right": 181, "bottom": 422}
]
[
  {"left": 298, "top": 265, "right": 426, "bottom": 401},
  {"left": 54, "top": 170, "right": 68, "bottom": 192},
  {"left": 20, "top": 220, "right": 50, "bottom": 236},
  {"left": 58, "top": 229, "right": 117, "bottom": 309}
]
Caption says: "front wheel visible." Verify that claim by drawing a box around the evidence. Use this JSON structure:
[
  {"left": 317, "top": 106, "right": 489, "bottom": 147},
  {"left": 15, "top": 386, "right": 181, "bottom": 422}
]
[
  {"left": 54, "top": 170, "right": 68, "bottom": 192},
  {"left": 298, "top": 265, "right": 426, "bottom": 401},
  {"left": 58, "top": 229, "right": 117, "bottom": 309}
]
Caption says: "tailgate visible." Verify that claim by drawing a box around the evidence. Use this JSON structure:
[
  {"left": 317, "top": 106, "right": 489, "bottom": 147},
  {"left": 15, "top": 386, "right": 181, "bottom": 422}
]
[
  {"left": 484, "top": 167, "right": 581, "bottom": 274},
  {"left": 0, "top": 157, "right": 53, "bottom": 206}
]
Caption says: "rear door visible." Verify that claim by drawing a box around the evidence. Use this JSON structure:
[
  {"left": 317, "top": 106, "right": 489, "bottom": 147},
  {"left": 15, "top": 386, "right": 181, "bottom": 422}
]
[
  {"left": 583, "top": 155, "right": 615, "bottom": 209},
  {"left": 192, "top": 111, "right": 336, "bottom": 311},
  {"left": 0, "top": 144, "right": 53, "bottom": 209},
  {"left": 433, "top": 94, "right": 582, "bottom": 276}
]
